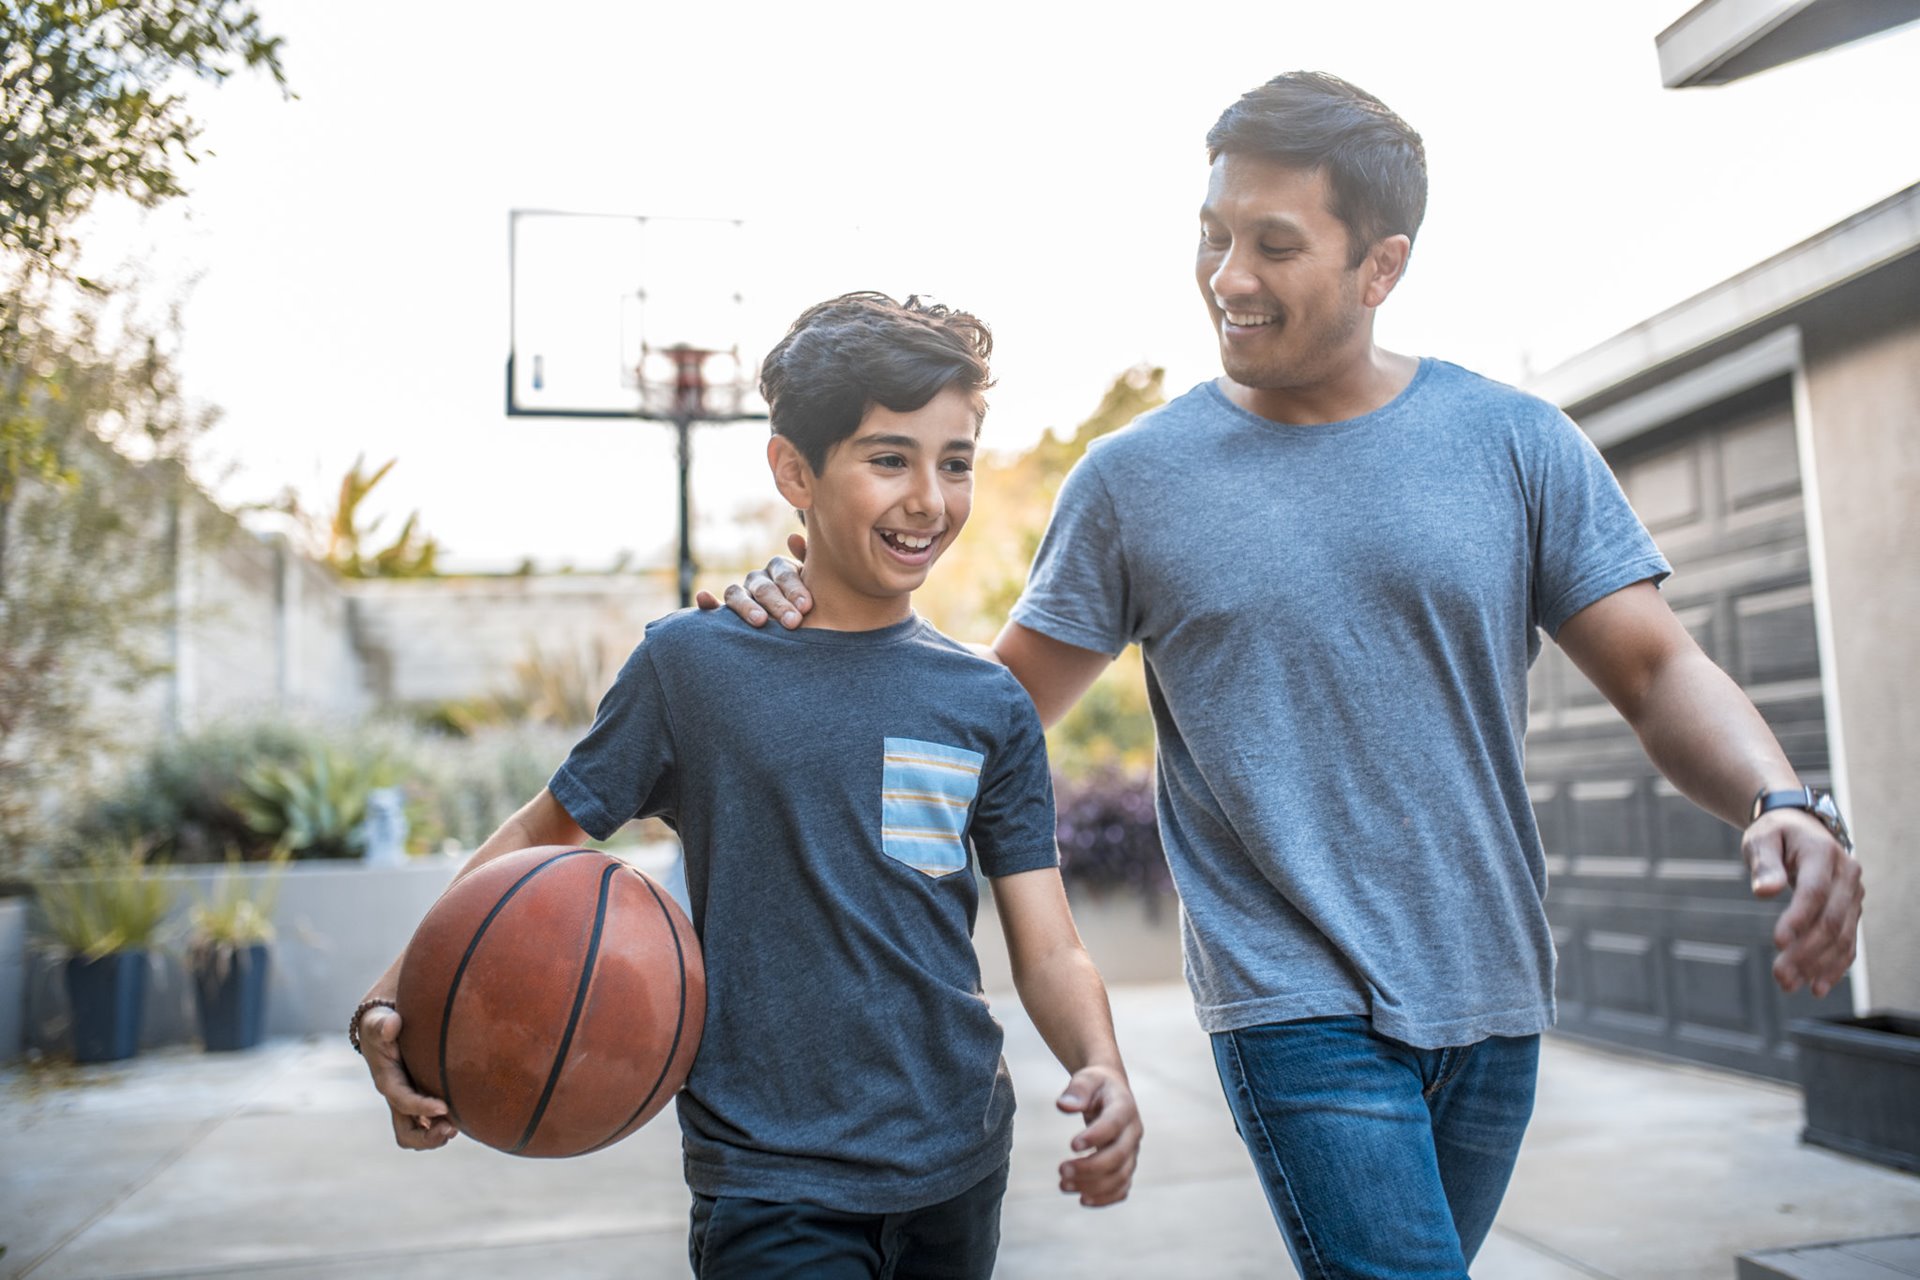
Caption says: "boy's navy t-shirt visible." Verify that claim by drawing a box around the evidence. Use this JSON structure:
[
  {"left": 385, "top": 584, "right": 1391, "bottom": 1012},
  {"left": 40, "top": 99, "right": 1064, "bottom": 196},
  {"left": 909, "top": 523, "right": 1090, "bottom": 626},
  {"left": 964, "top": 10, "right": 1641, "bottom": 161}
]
[{"left": 548, "top": 608, "right": 1059, "bottom": 1213}]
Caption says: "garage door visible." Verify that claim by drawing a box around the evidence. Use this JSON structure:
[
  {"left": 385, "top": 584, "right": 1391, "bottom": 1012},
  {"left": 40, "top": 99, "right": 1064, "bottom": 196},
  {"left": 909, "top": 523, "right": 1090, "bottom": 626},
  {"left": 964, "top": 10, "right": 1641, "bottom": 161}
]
[{"left": 1527, "top": 378, "right": 1853, "bottom": 1080}]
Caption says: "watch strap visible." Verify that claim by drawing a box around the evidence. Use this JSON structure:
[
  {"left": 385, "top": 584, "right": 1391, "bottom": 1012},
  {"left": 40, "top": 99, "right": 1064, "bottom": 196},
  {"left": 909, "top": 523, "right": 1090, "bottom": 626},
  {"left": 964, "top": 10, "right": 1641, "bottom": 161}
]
[{"left": 1752, "top": 786, "right": 1853, "bottom": 851}]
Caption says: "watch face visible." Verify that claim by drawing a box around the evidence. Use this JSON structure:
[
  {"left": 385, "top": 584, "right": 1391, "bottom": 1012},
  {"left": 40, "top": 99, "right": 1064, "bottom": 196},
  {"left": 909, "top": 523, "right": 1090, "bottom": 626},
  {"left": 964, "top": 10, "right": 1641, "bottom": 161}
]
[{"left": 1816, "top": 794, "right": 1853, "bottom": 847}]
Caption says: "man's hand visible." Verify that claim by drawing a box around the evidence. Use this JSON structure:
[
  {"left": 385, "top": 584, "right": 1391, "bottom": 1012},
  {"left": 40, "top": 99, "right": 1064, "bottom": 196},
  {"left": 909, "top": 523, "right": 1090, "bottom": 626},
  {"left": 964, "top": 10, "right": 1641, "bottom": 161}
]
[
  {"left": 359, "top": 1005, "right": 459, "bottom": 1151},
  {"left": 1744, "top": 809, "right": 1863, "bottom": 997},
  {"left": 1055, "top": 1065, "right": 1142, "bottom": 1207},
  {"left": 695, "top": 533, "right": 811, "bottom": 629}
]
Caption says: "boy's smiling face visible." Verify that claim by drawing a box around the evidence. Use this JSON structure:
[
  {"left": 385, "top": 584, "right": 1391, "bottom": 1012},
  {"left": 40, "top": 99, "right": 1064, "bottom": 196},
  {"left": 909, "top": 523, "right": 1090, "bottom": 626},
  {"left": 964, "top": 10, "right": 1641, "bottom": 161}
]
[{"left": 768, "top": 384, "right": 978, "bottom": 630}]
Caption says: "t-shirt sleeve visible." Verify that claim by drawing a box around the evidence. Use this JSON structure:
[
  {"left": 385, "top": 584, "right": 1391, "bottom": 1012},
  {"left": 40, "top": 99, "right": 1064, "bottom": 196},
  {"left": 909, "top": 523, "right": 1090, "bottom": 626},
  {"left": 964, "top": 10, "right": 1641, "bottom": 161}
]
[
  {"left": 1008, "top": 452, "right": 1136, "bottom": 656},
  {"left": 969, "top": 687, "right": 1060, "bottom": 879},
  {"left": 1531, "top": 408, "right": 1672, "bottom": 638},
  {"left": 547, "top": 643, "right": 676, "bottom": 841}
]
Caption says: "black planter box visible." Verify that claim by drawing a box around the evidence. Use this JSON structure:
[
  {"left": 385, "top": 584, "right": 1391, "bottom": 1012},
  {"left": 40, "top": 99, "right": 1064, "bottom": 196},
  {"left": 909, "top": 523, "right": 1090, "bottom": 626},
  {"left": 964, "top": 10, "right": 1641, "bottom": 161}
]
[
  {"left": 193, "top": 943, "right": 270, "bottom": 1052},
  {"left": 66, "top": 952, "right": 149, "bottom": 1063},
  {"left": 1788, "top": 1012, "right": 1920, "bottom": 1174}
]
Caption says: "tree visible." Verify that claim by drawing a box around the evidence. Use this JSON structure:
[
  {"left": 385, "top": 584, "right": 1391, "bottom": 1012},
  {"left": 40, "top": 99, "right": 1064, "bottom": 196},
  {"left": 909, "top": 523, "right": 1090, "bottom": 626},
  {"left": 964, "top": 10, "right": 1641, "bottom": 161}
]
[
  {"left": 916, "top": 365, "right": 1166, "bottom": 777},
  {"left": 0, "top": 1, "right": 286, "bottom": 870},
  {"left": 1, "top": 0, "right": 287, "bottom": 278},
  {"left": 2, "top": 0, "right": 287, "bottom": 570},
  {"left": 320, "top": 454, "right": 442, "bottom": 579},
  {"left": 0, "top": 306, "right": 214, "bottom": 867}
]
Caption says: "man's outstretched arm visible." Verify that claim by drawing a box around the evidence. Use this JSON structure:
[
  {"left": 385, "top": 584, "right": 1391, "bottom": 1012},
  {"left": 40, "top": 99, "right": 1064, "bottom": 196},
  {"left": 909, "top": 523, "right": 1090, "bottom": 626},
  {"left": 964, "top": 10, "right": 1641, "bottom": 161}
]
[{"left": 1555, "top": 581, "right": 1862, "bottom": 997}]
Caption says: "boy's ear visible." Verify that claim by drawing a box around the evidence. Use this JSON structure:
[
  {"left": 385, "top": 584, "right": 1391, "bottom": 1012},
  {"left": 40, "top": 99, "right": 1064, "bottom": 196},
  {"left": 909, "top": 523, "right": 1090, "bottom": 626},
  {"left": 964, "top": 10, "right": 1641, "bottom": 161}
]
[{"left": 767, "top": 436, "right": 814, "bottom": 513}]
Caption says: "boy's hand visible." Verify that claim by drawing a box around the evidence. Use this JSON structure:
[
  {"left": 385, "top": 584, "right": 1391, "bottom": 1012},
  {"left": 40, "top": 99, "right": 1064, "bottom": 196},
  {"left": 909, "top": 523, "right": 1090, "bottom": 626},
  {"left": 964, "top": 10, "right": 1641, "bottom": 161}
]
[
  {"left": 1056, "top": 1065, "right": 1142, "bottom": 1207},
  {"left": 695, "top": 534, "right": 812, "bottom": 629},
  {"left": 359, "top": 1005, "right": 460, "bottom": 1151}
]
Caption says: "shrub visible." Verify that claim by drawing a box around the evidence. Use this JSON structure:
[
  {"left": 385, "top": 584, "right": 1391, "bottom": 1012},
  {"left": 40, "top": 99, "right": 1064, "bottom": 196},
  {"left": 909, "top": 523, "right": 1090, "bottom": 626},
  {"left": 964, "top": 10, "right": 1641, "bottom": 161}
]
[
  {"left": 68, "top": 720, "right": 313, "bottom": 863},
  {"left": 1054, "top": 769, "right": 1171, "bottom": 902},
  {"left": 34, "top": 843, "right": 175, "bottom": 959}
]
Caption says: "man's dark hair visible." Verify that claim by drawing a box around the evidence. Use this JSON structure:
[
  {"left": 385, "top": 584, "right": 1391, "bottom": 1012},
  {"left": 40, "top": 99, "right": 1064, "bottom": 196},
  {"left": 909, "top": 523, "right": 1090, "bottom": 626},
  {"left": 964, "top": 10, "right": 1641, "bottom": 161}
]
[
  {"left": 1206, "top": 71, "right": 1427, "bottom": 268},
  {"left": 760, "top": 291, "right": 994, "bottom": 474}
]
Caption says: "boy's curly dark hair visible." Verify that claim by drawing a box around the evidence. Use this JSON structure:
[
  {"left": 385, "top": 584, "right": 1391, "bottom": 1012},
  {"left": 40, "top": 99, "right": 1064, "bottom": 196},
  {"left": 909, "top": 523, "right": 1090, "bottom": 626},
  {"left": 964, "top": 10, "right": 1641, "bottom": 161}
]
[{"left": 760, "top": 291, "right": 993, "bottom": 474}]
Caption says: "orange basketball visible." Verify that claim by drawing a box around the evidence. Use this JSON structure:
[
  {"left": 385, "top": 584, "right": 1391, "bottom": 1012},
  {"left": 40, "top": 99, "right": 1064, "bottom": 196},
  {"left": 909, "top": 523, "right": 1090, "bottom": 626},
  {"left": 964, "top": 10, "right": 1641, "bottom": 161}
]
[{"left": 396, "top": 845, "right": 704, "bottom": 1158}]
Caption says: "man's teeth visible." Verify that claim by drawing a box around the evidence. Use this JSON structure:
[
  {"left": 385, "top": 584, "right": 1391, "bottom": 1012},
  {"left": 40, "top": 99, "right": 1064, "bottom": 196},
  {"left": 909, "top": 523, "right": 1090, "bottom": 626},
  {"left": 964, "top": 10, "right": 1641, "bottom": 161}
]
[{"left": 1225, "top": 311, "right": 1276, "bottom": 326}]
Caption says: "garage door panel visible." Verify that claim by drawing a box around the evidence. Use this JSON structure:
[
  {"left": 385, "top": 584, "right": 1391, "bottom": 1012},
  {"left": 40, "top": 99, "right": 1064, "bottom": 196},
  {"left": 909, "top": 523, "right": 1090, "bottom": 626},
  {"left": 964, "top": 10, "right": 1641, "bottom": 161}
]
[
  {"left": 1548, "top": 891, "right": 1854, "bottom": 1075},
  {"left": 1721, "top": 410, "right": 1801, "bottom": 508},
  {"left": 1652, "top": 781, "right": 1741, "bottom": 865},
  {"left": 1735, "top": 585, "right": 1821, "bottom": 683},
  {"left": 1535, "top": 384, "right": 1848, "bottom": 1080}
]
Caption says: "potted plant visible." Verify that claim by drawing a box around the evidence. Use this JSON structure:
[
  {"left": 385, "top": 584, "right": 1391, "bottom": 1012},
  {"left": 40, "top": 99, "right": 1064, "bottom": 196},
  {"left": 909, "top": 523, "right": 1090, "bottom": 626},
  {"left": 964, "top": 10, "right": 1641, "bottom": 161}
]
[
  {"left": 34, "top": 846, "right": 173, "bottom": 1063},
  {"left": 185, "top": 853, "right": 285, "bottom": 1052}
]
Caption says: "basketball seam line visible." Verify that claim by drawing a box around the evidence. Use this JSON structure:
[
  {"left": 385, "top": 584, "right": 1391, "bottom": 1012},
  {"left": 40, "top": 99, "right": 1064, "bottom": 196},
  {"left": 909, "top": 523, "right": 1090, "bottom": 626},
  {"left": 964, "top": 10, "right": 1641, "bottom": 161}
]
[
  {"left": 435, "top": 848, "right": 590, "bottom": 1130},
  {"left": 512, "top": 859, "right": 617, "bottom": 1155},
  {"left": 583, "top": 870, "right": 690, "bottom": 1154}
]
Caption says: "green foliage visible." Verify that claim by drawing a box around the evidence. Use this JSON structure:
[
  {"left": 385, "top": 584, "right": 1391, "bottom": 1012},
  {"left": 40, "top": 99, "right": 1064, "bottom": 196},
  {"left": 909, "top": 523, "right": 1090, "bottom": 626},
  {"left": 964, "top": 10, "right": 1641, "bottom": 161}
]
[
  {"left": 1, "top": 0, "right": 286, "bottom": 873},
  {"left": 71, "top": 717, "right": 579, "bottom": 865},
  {"left": 917, "top": 366, "right": 1165, "bottom": 781},
  {"left": 0, "top": 307, "right": 214, "bottom": 871},
  {"left": 71, "top": 719, "right": 310, "bottom": 863},
  {"left": 321, "top": 454, "right": 441, "bottom": 578},
  {"left": 401, "top": 722, "right": 578, "bottom": 852},
  {"left": 0, "top": 0, "right": 288, "bottom": 277},
  {"left": 34, "top": 843, "right": 175, "bottom": 959},
  {"left": 431, "top": 640, "right": 612, "bottom": 736},
  {"left": 232, "top": 745, "right": 398, "bottom": 860},
  {"left": 185, "top": 851, "right": 284, "bottom": 952}
]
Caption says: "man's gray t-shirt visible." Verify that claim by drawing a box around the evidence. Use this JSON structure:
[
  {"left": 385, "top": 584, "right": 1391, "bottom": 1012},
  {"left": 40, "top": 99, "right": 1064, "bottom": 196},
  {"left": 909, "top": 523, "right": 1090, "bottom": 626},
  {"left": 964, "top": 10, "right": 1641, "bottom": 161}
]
[
  {"left": 1011, "top": 359, "right": 1668, "bottom": 1047},
  {"left": 548, "top": 610, "right": 1058, "bottom": 1212}
]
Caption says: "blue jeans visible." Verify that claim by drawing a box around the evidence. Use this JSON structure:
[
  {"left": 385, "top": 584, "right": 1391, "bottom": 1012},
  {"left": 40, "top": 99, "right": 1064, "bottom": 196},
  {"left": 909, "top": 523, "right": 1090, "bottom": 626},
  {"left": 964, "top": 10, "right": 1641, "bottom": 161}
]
[{"left": 1212, "top": 1016, "right": 1539, "bottom": 1280}]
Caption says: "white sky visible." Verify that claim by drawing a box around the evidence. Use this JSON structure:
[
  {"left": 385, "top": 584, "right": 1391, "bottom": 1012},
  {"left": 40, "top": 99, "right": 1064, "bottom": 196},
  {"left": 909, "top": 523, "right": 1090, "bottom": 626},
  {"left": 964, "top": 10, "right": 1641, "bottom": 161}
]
[{"left": 79, "top": 0, "right": 1920, "bottom": 572}]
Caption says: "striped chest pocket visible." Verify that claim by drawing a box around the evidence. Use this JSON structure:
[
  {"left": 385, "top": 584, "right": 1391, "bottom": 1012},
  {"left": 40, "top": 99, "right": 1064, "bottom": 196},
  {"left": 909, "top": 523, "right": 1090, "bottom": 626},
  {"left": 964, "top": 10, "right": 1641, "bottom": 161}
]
[{"left": 881, "top": 738, "right": 985, "bottom": 878}]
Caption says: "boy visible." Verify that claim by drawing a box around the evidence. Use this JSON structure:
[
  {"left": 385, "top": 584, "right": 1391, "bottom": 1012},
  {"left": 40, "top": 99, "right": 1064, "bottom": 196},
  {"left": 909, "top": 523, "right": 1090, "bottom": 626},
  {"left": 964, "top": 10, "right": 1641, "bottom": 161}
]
[{"left": 354, "top": 292, "right": 1142, "bottom": 1279}]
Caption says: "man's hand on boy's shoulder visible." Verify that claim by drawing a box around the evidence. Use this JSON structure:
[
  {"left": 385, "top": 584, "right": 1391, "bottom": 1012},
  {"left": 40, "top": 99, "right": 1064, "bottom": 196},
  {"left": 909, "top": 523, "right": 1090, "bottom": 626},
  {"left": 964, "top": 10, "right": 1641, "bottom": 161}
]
[
  {"left": 358, "top": 1005, "right": 460, "bottom": 1151},
  {"left": 696, "top": 534, "right": 812, "bottom": 629},
  {"left": 1056, "top": 1064, "right": 1142, "bottom": 1207}
]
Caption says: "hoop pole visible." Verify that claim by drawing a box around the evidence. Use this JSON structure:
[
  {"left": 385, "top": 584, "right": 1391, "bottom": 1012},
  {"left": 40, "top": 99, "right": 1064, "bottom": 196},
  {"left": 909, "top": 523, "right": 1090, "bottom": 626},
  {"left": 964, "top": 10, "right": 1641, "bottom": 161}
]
[
  {"left": 675, "top": 411, "right": 695, "bottom": 608},
  {"left": 662, "top": 345, "right": 713, "bottom": 609}
]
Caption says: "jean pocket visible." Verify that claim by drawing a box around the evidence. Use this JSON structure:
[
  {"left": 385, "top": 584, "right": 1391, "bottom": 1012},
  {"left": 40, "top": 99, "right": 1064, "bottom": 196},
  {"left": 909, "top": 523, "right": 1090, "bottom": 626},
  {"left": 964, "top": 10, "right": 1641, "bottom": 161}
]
[{"left": 881, "top": 737, "right": 984, "bottom": 877}]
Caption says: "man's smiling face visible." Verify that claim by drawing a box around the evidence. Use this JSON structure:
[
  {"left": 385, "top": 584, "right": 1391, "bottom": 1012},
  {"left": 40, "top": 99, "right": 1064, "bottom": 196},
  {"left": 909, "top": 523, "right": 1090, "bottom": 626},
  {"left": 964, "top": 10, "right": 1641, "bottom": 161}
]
[{"left": 1195, "top": 153, "right": 1376, "bottom": 396}]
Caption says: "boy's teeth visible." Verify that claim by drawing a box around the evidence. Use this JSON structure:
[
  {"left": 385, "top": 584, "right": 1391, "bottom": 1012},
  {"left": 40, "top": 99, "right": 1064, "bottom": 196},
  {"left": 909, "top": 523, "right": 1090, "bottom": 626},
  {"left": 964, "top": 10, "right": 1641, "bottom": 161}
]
[{"left": 887, "top": 532, "right": 934, "bottom": 549}]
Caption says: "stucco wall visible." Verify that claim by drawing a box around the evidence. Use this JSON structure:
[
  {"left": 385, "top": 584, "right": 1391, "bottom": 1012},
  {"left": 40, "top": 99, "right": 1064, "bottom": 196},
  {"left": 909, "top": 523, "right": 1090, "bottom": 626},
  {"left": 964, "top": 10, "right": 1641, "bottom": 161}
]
[
  {"left": 345, "top": 573, "right": 678, "bottom": 707},
  {"left": 1804, "top": 316, "right": 1920, "bottom": 1011}
]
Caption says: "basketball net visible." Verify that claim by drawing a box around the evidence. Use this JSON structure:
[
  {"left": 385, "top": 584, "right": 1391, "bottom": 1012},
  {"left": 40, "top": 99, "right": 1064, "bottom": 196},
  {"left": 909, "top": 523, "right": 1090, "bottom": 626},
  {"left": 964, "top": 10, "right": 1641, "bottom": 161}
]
[{"left": 638, "top": 343, "right": 753, "bottom": 423}]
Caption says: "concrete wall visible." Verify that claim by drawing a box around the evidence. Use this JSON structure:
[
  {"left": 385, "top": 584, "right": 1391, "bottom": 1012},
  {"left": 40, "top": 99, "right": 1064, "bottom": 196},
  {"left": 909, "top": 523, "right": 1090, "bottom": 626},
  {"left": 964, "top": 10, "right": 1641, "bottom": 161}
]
[
  {"left": 1803, "top": 315, "right": 1920, "bottom": 1012},
  {"left": 173, "top": 519, "right": 370, "bottom": 726},
  {"left": 19, "top": 845, "right": 683, "bottom": 1056},
  {"left": 22, "top": 858, "right": 463, "bottom": 1053},
  {"left": 346, "top": 573, "right": 678, "bottom": 706}
]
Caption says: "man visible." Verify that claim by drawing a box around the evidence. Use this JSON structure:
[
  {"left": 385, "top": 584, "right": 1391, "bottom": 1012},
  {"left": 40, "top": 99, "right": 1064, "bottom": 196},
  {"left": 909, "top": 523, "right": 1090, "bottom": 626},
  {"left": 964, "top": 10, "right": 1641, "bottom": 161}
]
[{"left": 713, "top": 73, "right": 1861, "bottom": 1277}]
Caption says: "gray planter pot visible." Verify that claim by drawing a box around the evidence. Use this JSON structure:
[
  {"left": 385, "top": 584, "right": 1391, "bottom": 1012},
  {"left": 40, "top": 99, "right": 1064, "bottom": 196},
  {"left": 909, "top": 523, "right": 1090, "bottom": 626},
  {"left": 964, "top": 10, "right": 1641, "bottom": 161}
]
[
  {"left": 0, "top": 897, "right": 26, "bottom": 1061},
  {"left": 1788, "top": 1012, "right": 1920, "bottom": 1173}
]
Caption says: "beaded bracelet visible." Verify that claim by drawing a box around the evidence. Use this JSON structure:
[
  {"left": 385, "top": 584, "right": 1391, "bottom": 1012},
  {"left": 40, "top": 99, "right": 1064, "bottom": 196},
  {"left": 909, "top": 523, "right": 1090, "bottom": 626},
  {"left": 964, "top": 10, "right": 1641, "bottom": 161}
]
[{"left": 348, "top": 997, "right": 399, "bottom": 1055}]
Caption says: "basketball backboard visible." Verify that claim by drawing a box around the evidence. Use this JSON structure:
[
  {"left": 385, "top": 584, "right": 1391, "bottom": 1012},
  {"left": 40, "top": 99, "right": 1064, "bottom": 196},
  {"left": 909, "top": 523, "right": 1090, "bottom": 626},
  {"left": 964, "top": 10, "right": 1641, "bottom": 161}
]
[{"left": 505, "top": 211, "right": 766, "bottom": 420}]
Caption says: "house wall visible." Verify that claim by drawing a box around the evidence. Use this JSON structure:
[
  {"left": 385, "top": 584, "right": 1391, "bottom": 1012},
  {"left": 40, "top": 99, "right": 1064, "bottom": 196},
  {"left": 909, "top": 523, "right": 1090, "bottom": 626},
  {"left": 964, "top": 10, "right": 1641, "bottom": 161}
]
[{"left": 1802, "top": 314, "right": 1920, "bottom": 1011}]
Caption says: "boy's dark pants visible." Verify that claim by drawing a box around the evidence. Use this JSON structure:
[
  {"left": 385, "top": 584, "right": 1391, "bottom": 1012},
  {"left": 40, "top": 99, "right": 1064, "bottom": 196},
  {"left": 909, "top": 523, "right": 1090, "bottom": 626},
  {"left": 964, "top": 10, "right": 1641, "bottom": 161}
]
[{"left": 688, "top": 1160, "right": 1009, "bottom": 1280}]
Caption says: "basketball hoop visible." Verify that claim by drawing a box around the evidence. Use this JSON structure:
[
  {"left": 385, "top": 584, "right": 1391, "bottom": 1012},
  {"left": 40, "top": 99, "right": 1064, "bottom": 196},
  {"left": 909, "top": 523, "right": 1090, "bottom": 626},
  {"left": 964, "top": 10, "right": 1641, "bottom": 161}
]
[
  {"left": 505, "top": 210, "right": 766, "bottom": 608},
  {"left": 637, "top": 343, "right": 754, "bottom": 424}
]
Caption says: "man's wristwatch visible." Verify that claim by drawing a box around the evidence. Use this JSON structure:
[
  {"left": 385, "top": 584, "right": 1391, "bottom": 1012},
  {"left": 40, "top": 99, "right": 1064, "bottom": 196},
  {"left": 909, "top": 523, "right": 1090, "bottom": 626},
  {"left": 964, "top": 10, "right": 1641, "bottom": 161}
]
[{"left": 1751, "top": 785, "right": 1853, "bottom": 852}]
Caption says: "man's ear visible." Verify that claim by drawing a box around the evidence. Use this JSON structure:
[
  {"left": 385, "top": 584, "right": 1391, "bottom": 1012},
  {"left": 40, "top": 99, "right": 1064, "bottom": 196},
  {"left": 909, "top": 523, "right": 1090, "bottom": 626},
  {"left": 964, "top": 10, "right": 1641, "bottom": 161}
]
[
  {"left": 768, "top": 435, "right": 814, "bottom": 513},
  {"left": 1361, "top": 234, "right": 1411, "bottom": 310}
]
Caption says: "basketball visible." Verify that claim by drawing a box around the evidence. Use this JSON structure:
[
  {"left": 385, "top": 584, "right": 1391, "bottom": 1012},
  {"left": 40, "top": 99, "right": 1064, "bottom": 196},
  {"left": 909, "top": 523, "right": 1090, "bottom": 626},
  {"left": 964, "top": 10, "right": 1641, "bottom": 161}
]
[{"left": 395, "top": 845, "right": 704, "bottom": 1158}]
